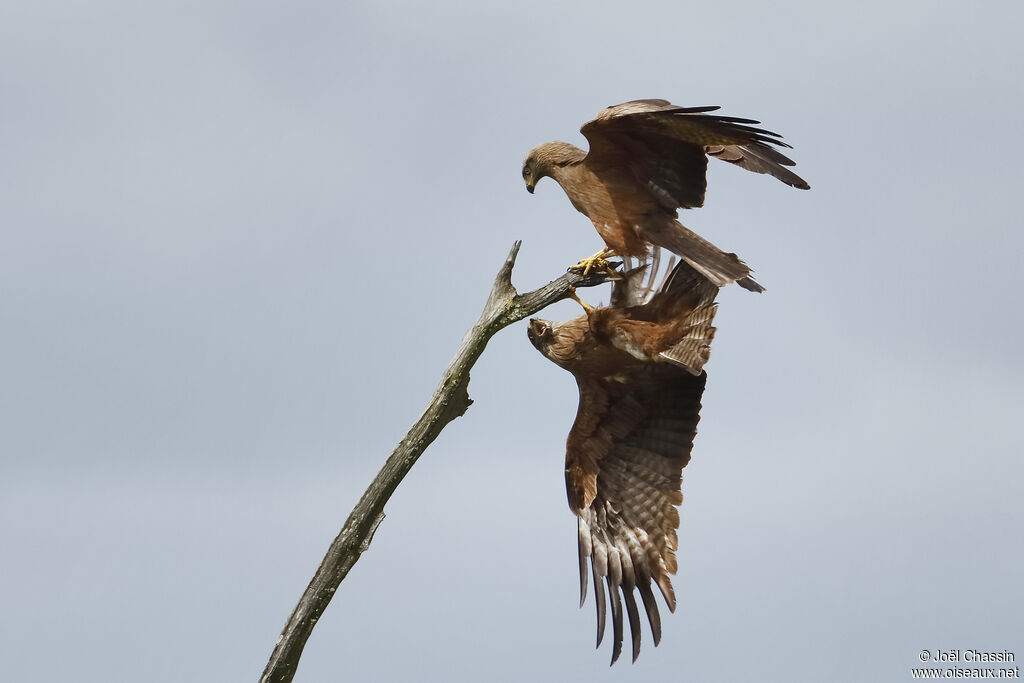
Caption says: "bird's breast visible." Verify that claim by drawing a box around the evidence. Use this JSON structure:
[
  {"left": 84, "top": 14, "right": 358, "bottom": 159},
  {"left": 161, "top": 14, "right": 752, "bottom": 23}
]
[{"left": 554, "top": 166, "right": 648, "bottom": 257}]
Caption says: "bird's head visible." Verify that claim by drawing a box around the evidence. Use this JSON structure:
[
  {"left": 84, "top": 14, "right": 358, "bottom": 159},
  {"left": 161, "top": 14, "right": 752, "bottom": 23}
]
[
  {"left": 527, "top": 316, "right": 590, "bottom": 368},
  {"left": 521, "top": 141, "right": 585, "bottom": 194},
  {"left": 527, "top": 318, "right": 555, "bottom": 350},
  {"left": 521, "top": 151, "right": 543, "bottom": 194}
]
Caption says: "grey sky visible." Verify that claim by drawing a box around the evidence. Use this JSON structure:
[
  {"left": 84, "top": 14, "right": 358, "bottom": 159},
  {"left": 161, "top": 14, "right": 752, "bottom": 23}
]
[{"left": 2, "top": 1, "right": 1022, "bottom": 681}]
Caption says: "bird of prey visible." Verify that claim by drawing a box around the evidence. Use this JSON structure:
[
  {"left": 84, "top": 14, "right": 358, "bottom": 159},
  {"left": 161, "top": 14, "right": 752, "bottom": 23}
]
[
  {"left": 522, "top": 99, "right": 809, "bottom": 292},
  {"left": 527, "top": 259, "right": 718, "bottom": 664}
]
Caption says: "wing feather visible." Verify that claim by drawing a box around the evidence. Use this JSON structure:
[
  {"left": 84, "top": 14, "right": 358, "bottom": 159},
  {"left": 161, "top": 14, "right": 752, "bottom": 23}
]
[
  {"left": 569, "top": 364, "right": 706, "bottom": 663},
  {"left": 607, "top": 572, "right": 624, "bottom": 665},
  {"left": 535, "top": 254, "right": 717, "bottom": 663},
  {"left": 623, "top": 588, "right": 642, "bottom": 663},
  {"left": 580, "top": 99, "right": 808, "bottom": 210},
  {"left": 615, "top": 259, "right": 720, "bottom": 374},
  {"left": 707, "top": 143, "right": 810, "bottom": 189},
  {"left": 577, "top": 517, "right": 591, "bottom": 607},
  {"left": 636, "top": 575, "right": 662, "bottom": 645},
  {"left": 593, "top": 558, "right": 607, "bottom": 646},
  {"left": 609, "top": 247, "right": 668, "bottom": 310}
]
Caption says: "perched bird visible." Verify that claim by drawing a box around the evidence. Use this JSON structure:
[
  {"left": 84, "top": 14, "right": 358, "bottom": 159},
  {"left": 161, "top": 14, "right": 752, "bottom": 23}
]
[
  {"left": 527, "top": 259, "right": 718, "bottom": 664},
  {"left": 522, "top": 99, "right": 809, "bottom": 291}
]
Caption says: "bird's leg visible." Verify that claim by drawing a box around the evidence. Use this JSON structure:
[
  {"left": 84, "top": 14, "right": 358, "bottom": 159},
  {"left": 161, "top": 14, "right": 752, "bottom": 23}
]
[
  {"left": 567, "top": 286, "right": 595, "bottom": 314},
  {"left": 570, "top": 247, "right": 621, "bottom": 279}
]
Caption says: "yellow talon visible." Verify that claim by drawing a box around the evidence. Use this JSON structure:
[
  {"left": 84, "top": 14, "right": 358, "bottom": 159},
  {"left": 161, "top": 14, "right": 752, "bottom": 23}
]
[
  {"left": 567, "top": 286, "right": 595, "bottom": 314},
  {"left": 570, "top": 248, "right": 621, "bottom": 279},
  {"left": 571, "top": 248, "right": 615, "bottom": 276}
]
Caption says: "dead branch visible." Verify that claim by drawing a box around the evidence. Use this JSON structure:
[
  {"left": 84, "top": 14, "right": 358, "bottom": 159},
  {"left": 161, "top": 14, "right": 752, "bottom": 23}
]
[{"left": 260, "top": 241, "right": 615, "bottom": 683}]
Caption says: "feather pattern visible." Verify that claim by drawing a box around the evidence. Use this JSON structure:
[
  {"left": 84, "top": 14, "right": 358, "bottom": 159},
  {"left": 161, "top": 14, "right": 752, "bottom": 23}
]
[
  {"left": 574, "top": 366, "right": 707, "bottom": 663},
  {"left": 591, "top": 260, "right": 720, "bottom": 374},
  {"left": 522, "top": 98, "right": 808, "bottom": 290},
  {"left": 581, "top": 99, "right": 809, "bottom": 207},
  {"left": 527, "top": 258, "right": 717, "bottom": 664}
]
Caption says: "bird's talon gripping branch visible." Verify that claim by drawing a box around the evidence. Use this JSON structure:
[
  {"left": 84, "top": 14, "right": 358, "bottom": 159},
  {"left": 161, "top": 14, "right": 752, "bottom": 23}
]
[
  {"left": 571, "top": 248, "right": 616, "bottom": 277},
  {"left": 567, "top": 286, "right": 595, "bottom": 314}
]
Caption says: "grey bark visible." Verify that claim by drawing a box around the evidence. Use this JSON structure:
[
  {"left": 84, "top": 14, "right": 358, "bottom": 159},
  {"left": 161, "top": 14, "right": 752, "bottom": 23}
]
[{"left": 260, "top": 242, "right": 615, "bottom": 683}]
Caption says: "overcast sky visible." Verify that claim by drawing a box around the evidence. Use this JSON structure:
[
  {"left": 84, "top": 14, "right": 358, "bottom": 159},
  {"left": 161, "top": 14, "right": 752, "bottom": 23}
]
[{"left": 3, "top": 1, "right": 1022, "bottom": 681}]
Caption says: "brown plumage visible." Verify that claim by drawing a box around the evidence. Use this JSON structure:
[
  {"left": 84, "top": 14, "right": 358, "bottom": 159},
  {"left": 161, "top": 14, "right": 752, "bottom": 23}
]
[
  {"left": 522, "top": 99, "right": 809, "bottom": 292},
  {"left": 527, "top": 260, "right": 718, "bottom": 664}
]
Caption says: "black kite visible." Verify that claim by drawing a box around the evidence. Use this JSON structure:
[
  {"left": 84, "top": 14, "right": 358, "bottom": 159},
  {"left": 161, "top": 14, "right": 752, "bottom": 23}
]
[
  {"left": 522, "top": 99, "right": 808, "bottom": 291},
  {"left": 527, "top": 259, "right": 718, "bottom": 663}
]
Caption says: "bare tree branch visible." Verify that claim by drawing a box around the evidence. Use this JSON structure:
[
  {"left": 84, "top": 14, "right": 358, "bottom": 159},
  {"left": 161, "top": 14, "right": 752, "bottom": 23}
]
[{"left": 260, "top": 241, "right": 616, "bottom": 683}]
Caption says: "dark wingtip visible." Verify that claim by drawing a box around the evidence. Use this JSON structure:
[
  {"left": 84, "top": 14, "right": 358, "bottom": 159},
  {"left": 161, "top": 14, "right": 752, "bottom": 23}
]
[
  {"left": 624, "top": 590, "right": 642, "bottom": 663},
  {"left": 738, "top": 276, "right": 765, "bottom": 293},
  {"left": 593, "top": 563, "right": 607, "bottom": 647},
  {"left": 608, "top": 582, "right": 624, "bottom": 665},
  {"left": 676, "top": 104, "right": 721, "bottom": 114},
  {"left": 637, "top": 581, "right": 662, "bottom": 647},
  {"left": 578, "top": 539, "right": 588, "bottom": 609}
]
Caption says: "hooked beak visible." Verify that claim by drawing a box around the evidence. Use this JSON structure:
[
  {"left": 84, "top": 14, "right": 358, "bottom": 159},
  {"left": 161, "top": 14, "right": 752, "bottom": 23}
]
[
  {"left": 525, "top": 182, "right": 535, "bottom": 194},
  {"left": 527, "top": 318, "right": 550, "bottom": 346}
]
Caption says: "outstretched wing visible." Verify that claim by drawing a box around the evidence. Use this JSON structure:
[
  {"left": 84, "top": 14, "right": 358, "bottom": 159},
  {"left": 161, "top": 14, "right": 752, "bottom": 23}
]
[
  {"left": 566, "top": 363, "right": 706, "bottom": 664},
  {"left": 706, "top": 142, "right": 809, "bottom": 189},
  {"left": 580, "top": 99, "right": 808, "bottom": 211}
]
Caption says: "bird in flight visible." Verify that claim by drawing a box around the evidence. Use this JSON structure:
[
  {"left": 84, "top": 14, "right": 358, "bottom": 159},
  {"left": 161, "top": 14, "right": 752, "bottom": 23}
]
[
  {"left": 522, "top": 99, "right": 808, "bottom": 291},
  {"left": 528, "top": 258, "right": 718, "bottom": 664}
]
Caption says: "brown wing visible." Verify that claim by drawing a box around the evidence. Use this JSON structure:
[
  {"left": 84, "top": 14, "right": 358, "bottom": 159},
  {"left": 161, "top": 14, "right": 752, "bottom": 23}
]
[
  {"left": 645, "top": 257, "right": 719, "bottom": 316},
  {"left": 639, "top": 260, "right": 719, "bottom": 373},
  {"left": 600, "top": 260, "right": 719, "bottom": 375},
  {"left": 707, "top": 142, "right": 809, "bottom": 189},
  {"left": 580, "top": 99, "right": 808, "bottom": 210},
  {"left": 567, "top": 362, "right": 706, "bottom": 664}
]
